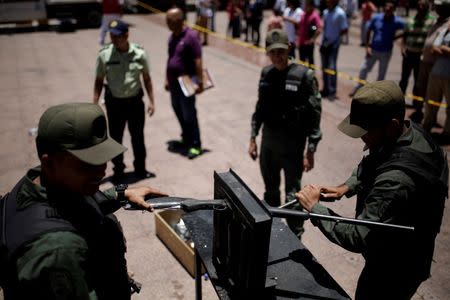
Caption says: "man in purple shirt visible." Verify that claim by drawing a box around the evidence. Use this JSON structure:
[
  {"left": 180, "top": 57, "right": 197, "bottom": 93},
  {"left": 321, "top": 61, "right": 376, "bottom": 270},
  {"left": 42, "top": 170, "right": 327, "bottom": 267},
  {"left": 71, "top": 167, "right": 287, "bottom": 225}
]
[{"left": 165, "top": 7, "right": 203, "bottom": 159}]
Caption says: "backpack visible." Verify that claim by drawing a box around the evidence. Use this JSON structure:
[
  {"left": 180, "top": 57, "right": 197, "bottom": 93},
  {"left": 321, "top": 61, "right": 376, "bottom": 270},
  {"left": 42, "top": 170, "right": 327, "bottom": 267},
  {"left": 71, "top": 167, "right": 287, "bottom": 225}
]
[
  {"left": 0, "top": 178, "right": 76, "bottom": 289},
  {"left": 0, "top": 178, "right": 132, "bottom": 299}
]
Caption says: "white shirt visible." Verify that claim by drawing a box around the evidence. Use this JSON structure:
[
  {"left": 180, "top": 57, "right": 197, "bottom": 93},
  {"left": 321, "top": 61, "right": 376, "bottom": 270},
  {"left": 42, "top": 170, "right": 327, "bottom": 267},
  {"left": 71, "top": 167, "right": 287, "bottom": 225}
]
[
  {"left": 283, "top": 7, "right": 303, "bottom": 43},
  {"left": 431, "top": 26, "right": 450, "bottom": 79},
  {"left": 197, "top": 0, "right": 212, "bottom": 17}
]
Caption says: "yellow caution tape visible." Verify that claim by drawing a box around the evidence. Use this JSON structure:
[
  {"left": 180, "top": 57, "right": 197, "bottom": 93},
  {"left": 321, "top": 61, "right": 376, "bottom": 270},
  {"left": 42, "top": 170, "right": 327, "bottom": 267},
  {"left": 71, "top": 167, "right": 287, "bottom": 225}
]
[{"left": 136, "top": 1, "right": 447, "bottom": 108}]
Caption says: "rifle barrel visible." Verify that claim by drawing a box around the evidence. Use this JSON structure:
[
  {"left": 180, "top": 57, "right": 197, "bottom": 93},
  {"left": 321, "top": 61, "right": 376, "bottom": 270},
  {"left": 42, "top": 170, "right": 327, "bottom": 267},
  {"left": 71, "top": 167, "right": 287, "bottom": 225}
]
[{"left": 269, "top": 208, "right": 414, "bottom": 231}]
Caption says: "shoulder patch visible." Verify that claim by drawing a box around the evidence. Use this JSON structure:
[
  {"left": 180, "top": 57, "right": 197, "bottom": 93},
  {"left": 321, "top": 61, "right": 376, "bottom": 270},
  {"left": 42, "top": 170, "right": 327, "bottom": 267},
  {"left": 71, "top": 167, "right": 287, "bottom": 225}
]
[
  {"left": 99, "top": 44, "right": 111, "bottom": 52},
  {"left": 261, "top": 65, "right": 274, "bottom": 78},
  {"left": 132, "top": 43, "right": 144, "bottom": 50}
]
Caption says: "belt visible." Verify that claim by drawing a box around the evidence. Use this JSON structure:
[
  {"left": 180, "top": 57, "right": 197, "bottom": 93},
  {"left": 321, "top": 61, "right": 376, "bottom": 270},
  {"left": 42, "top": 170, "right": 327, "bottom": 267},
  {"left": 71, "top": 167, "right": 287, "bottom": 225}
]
[{"left": 106, "top": 87, "right": 143, "bottom": 101}]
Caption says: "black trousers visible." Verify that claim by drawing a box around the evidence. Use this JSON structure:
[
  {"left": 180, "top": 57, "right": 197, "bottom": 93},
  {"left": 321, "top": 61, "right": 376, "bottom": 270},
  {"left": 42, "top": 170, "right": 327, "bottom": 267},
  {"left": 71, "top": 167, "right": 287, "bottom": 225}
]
[
  {"left": 245, "top": 19, "right": 261, "bottom": 45},
  {"left": 399, "top": 50, "right": 421, "bottom": 94},
  {"left": 105, "top": 89, "right": 146, "bottom": 174},
  {"left": 259, "top": 126, "right": 306, "bottom": 237},
  {"left": 169, "top": 84, "right": 201, "bottom": 148},
  {"left": 299, "top": 44, "right": 315, "bottom": 66}
]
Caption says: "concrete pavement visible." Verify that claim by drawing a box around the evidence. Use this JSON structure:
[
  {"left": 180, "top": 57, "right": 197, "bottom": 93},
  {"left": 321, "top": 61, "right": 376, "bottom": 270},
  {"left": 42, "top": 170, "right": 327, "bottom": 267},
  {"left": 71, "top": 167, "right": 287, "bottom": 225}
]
[{"left": 0, "top": 10, "right": 449, "bottom": 300}]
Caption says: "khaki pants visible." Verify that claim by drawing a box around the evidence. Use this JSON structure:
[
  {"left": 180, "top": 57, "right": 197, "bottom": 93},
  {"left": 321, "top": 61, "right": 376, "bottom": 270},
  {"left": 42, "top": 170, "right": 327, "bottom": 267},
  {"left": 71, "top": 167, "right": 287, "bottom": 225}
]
[{"left": 423, "top": 76, "right": 450, "bottom": 135}]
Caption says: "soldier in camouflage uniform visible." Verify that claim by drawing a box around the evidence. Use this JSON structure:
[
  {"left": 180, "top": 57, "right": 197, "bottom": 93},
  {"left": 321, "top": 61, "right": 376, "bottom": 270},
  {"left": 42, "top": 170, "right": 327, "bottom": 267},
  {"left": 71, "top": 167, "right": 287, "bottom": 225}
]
[
  {"left": 0, "top": 103, "right": 166, "bottom": 299},
  {"left": 249, "top": 29, "right": 322, "bottom": 237},
  {"left": 297, "top": 81, "right": 448, "bottom": 299}
]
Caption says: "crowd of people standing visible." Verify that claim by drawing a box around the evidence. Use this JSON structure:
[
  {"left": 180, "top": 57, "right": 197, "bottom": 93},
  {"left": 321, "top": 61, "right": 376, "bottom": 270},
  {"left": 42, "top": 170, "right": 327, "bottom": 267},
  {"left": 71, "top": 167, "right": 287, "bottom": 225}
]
[{"left": 204, "top": 0, "right": 450, "bottom": 142}]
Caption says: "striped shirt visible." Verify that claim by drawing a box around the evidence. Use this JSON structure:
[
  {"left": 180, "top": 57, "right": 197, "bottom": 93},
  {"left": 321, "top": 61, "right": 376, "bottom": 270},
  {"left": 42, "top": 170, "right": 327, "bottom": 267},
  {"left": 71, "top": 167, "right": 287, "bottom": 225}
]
[{"left": 404, "top": 13, "right": 436, "bottom": 53}]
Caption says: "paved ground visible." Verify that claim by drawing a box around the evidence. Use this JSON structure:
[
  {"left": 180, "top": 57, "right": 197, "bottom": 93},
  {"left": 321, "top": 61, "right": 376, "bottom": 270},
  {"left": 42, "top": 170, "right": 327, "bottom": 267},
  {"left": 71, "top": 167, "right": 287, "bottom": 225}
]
[{"left": 0, "top": 9, "right": 449, "bottom": 300}]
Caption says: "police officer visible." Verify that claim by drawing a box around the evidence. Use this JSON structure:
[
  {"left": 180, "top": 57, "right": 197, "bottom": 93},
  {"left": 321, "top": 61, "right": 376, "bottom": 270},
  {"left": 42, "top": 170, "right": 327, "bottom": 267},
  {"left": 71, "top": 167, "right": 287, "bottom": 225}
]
[
  {"left": 93, "top": 19, "right": 155, "bottom": 182},
  {"left": 248, "top": 29, "right": 322, "bottom": 237},
  {"left": 297, "top": 81, "right": 448, "bottom": 299},
  {"left": 0, "top": 103, "right": 166, "bottom": 299}
]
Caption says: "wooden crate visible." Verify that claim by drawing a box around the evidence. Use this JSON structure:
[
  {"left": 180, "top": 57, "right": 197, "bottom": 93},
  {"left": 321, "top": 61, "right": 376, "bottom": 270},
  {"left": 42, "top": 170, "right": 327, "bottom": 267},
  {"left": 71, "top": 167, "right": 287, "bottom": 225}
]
[{"left": 154, "top": 209, "right": 204, "bottom": 277}]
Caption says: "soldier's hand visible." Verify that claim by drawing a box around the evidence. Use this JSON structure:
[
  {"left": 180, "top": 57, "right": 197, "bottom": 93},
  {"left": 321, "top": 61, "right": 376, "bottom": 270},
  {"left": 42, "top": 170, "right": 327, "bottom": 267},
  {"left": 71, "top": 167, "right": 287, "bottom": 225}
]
[
  {"left": 295, "top": 184, "right": 321, "bottom": 212},
  {"left": 125, "top": 187, "right": 168, "bottom": 212},
  {"left": 147, "top": 103, "right": 155, "bottom": 117},
  {"left": 248, "top": 139, "right": 258, "bottom": 160},
  {"left": 303, "top": 151, "right": 314, "bottom": 172},
  {"left": 319, "top": 184, "right": 349, "bottom": 201}
]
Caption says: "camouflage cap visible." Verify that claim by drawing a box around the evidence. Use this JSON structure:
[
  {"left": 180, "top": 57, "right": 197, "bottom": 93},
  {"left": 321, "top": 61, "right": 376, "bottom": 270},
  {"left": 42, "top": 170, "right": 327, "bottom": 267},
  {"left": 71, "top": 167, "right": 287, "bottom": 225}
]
[
  {"left": 266, "top": 29, "right": 289, "bottom": 52},
  {"left": 108, "top": 19, "right": 129, "bottom": 36},
  {"left": 37, "top": 103, "right": 127, "bottom": 165},
  {"left": 338, "top": 80, "right": 405, "bottom": 138}
]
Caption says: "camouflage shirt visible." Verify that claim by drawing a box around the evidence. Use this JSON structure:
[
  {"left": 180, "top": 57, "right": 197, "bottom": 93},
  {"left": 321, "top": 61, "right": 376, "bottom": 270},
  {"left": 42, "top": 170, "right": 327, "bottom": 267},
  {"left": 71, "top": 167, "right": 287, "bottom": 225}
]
[{"left": 10, "top": 167, "right": 117, "bottom": 300}]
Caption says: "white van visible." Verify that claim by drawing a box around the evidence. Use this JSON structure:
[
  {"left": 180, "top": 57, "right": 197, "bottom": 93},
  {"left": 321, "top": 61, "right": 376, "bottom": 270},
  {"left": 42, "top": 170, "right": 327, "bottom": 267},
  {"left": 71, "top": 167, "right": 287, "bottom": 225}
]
[{"left": 0, "top": 0, "right": 102, "bottom": 27}]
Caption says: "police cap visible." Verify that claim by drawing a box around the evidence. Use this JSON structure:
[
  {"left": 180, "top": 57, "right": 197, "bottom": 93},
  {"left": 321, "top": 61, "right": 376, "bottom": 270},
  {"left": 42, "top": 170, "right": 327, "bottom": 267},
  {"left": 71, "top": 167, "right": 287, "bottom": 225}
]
[{"left": 108, "top": 19, "right": 129, "bottom": 36}]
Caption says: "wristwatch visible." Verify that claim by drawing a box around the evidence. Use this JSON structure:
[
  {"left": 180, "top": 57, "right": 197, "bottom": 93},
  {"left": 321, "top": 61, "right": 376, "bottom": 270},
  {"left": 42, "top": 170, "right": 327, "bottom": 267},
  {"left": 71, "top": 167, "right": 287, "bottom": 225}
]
[{"left": 115, "top": 184, "right": 128, "bottom": 205}]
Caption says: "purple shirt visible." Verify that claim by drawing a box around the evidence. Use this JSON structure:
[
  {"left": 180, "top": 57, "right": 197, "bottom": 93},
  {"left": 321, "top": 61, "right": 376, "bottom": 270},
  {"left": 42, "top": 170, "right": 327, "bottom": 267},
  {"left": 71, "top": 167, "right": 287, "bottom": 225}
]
[{"left": 167, "top": 27, "right": 202, "bottom": 86}]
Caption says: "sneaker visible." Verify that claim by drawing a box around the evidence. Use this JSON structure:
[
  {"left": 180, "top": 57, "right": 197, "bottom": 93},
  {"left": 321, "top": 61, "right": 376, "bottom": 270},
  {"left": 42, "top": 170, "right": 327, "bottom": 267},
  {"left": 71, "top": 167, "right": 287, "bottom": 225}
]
[
  {"left": 134, "top": 170, "right": 156, "bottom": 179},
  {"left": 187, "top": 147, "right": 202, "bottom": 159}
]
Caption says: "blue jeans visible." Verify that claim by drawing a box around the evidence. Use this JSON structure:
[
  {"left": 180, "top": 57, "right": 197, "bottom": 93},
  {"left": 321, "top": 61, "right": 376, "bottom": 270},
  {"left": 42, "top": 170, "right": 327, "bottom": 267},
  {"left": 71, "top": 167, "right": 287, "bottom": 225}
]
[
  {"left": 354, "top": 50, "right": 392, "bottom": 91},
  {"left": 360, "top": 21, "right": 370, "bottom": 45},
  {"left": 170, "top": 84, "right": 201, "bottom": 148},
  {"left": 320, "top": 44, "right": 340, "bottom": 96}
]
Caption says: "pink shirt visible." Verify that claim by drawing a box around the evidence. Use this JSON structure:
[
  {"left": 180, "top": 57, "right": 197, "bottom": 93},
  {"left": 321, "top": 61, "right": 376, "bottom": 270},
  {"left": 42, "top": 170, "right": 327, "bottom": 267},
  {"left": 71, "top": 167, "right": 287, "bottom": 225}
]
[{"left": 296, "top": 10, "right": 322, "bottom": 46}]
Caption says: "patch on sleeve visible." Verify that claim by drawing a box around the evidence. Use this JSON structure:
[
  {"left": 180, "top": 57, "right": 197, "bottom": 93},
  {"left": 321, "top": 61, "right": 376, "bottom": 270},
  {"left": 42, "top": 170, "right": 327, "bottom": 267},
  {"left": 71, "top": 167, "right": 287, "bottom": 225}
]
[{"left": 49, "top": 269, "right": 74, "bottom": 299}]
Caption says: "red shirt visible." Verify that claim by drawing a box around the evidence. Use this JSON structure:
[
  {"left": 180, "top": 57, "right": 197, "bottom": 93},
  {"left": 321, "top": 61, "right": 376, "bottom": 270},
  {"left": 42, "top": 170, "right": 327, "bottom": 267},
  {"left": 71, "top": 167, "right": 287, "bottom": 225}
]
[
  {"left": 102, "top": 0, "right": 121, "bottom": 14},
  {"left": 362, "top": 1, "right": 376, "bottom": 22},
  {"left": 297, "top": 10, "right": 322, "bottom": 46}
]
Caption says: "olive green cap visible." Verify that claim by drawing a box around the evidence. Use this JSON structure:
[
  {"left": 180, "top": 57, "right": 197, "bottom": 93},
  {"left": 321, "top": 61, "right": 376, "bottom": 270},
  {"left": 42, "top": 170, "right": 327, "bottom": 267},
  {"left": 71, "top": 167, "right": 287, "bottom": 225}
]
[
  {"left": 338, "top": 80, "right": 405, "bottom": 138},
  {"left": 266, "top": 29, "right": 289, "bottom": 52},
  {"left": 37, "top": 103, "right": 127, "bottom": 165}
]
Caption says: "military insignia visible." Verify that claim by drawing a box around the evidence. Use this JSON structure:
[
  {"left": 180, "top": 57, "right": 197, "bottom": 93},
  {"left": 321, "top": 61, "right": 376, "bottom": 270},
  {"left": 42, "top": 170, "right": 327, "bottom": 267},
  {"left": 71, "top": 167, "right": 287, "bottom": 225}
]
[
  {"left": 110, "top": 20, "right": 118, "bottom": 28},
  {"left": 285, "top": 83, "right": 298, "bottom": 92},
  {"left": 49, "top": 270, "right": 74, "bottom": 298},
  {"left": 92, "top": 116, "right": 107, "bottom": 140},
  {"left": 272, "top": 31, "right": 280, "bottom": 42}
]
